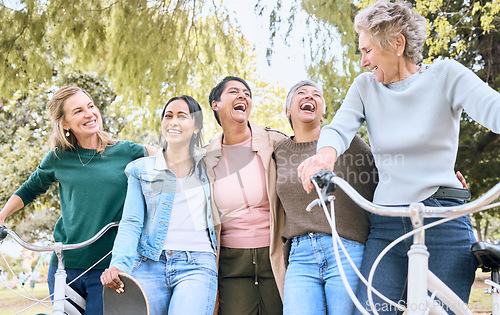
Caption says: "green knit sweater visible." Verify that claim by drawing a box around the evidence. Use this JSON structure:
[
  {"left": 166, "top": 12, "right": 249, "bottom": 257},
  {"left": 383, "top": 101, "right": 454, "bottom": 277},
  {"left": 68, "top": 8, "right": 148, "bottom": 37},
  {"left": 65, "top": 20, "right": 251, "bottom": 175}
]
[{"left": 15, "top": 141, "right": 146, "bottom": 269}]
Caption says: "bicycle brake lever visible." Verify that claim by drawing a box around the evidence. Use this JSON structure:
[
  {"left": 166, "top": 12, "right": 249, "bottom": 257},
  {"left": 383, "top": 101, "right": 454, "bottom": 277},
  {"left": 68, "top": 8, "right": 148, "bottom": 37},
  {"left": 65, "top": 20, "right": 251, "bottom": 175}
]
[
  {"left": 0, "top": 225, "right": 8, "bottom": 241},
  {"left": 311, "top": 170, "right": 337, "bottom": 205},
  {"left": 306, "top": 199, "right": 320, "bottom": 212},
  {"left": 311, "top": 170, "right": 335, "bottom": 189}
]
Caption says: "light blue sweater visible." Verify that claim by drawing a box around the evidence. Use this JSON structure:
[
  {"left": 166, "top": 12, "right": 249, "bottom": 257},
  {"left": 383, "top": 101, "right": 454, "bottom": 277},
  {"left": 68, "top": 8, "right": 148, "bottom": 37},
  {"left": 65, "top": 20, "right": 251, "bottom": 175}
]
[{"left": 318, "top": 59, "right": 500, "bottom": 205}]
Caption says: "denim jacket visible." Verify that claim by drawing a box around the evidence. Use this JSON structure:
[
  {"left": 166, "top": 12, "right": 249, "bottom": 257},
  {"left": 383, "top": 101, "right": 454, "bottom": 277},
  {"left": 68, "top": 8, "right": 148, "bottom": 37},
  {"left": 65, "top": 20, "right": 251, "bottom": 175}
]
[{"left": 110, "top": 147, "right": 218, "bottom": 274}]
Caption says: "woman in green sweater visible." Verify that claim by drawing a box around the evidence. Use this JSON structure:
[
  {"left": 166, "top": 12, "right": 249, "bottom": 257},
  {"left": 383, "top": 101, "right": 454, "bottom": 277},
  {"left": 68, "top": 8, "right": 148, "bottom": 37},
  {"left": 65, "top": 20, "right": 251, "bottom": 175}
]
[{"left": 0, "top": 86, "right": 154, "bottom": 315}]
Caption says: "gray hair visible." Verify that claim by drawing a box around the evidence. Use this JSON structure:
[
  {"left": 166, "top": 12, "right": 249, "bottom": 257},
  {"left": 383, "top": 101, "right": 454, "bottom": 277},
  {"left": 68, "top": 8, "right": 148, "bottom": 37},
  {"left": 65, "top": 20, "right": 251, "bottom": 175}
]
[
  {"left": 285, "top": 80, "right": 326, "bottom": 129},
  {"left": 354, "top": 0, "right": 427, "bottom": 64}
]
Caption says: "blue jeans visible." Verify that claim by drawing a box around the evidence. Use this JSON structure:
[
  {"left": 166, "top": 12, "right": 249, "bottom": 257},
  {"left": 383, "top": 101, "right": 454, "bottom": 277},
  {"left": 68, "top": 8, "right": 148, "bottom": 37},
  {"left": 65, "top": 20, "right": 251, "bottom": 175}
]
[
  {"left": 284, "top": 233, "right": 365, "bottom": 315},
  {"left": 48, "top": 264, "right": 104, "bottom": 315},
  {"left": 131, "top": 250, "right": 217, "bottom": 315},
  {"left": 356, "top": 198, "right": 478, "bottom": 315}
]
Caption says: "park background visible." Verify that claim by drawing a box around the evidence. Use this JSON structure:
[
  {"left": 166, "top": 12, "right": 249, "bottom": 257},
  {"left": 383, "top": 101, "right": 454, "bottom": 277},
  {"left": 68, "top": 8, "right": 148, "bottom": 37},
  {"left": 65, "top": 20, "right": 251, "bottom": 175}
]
[{"left": 0, "top": 0, "right": 499, "bottom": 313}]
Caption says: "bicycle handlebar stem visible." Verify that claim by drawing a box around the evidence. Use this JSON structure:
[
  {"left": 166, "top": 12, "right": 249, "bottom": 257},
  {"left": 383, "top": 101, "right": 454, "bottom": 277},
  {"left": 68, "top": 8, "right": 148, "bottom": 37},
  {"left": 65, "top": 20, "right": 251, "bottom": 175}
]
[
  {"left": 409, "top": 203, "right": 425, "bottom": 244},
  {"left": 55, "top": 242, "right": 64, "bottom": 269}
]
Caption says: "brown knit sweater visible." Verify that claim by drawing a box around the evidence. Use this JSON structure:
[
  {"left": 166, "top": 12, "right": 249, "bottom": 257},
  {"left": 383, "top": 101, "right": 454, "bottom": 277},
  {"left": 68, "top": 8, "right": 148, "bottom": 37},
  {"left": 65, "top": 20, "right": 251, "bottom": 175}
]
[{"left": 275, "top": 134, "right": 377, "bottom": 245}]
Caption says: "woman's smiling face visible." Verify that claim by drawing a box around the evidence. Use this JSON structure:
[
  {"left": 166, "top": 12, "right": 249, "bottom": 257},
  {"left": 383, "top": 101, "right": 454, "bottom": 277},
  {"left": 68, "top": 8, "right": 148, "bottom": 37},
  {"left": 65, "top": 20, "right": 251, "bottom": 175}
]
[
  {"left": 213, "top": 80, "right": 252, "bottom": 125},
  {"left": 62, "top": 91, "right": 102, "bottom": 139},
  {"left": 161, "top": 99, "right": 198, "bottom": 147},
  {"left": 358, "top": 31, "right": 401, "bottom": 84},
  {"left": 287, "top": 85, "right": 325, "bottom": 128}
]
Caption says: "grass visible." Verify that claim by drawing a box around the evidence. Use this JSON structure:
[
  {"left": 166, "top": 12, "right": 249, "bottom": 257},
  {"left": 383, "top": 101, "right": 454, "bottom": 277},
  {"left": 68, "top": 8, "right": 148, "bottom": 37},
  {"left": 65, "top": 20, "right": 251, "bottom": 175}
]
[
  {"left": 0, "top": 274, "right": 494, "bottom": 314},
  {"left": 468, "top": 270, "right": 495, "bottom": 314},
  {"left": 469, "top": 288, "right": 492, "bottom": 314},
  {"left": 0, "top": 282, "right": 52, "bottom": 315}
]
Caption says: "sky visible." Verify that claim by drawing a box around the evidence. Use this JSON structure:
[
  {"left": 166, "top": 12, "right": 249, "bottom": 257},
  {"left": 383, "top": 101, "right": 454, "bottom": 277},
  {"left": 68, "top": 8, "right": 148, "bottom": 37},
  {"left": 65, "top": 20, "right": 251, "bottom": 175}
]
[{"left": 223, "top": 0, "right": 310, "bottom": 90}]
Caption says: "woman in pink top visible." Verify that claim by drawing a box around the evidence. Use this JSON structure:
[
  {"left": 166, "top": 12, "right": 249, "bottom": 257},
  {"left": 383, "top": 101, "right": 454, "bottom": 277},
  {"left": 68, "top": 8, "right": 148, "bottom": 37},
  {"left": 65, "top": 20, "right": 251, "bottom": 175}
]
[{"left": 204, "top": 76, "right": 287, "bottom": 315}]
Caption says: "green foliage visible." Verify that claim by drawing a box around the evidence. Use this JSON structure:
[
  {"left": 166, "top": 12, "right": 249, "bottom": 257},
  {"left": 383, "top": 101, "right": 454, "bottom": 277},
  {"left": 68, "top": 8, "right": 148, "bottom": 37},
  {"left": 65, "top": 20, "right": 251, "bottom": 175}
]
[
  {"left": 0, "top": 0, "right": 251, "bottom": 110},
  {"left": 258, "top": 0, "right": 361, "bottom": 120},
  {"left": 249, "top": 77, "right": 292, "bottom": 135},
  {"left": 457, "top": 117, "right": 500, "bottom": 241},
  {"left": 0, "top": 1, "right": 292, "bottom": 242},
  {"left": 0, "top": 87, "right": 54, "bottom": 235}
]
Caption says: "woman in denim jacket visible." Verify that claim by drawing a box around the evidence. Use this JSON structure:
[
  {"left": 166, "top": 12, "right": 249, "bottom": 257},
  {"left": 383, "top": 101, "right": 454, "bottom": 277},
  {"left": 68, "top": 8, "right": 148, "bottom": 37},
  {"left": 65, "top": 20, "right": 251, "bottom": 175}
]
[{"left": 101, "top": 95, "right": 218, "bottom": 315}]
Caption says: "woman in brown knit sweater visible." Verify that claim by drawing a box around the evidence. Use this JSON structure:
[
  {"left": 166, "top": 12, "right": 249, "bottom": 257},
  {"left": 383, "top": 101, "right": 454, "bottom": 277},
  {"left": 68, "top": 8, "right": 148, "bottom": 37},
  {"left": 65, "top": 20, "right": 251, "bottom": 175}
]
[{"left": 274, "top": 80, "right": 378, "bottom": 314}]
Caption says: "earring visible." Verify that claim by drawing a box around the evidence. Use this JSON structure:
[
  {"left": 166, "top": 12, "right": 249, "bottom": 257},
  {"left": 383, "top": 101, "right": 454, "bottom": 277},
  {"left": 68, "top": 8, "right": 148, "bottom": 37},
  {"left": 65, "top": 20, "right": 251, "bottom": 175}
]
[
  {"left": 397, "top": 53, "right": 401, "bottom": 57},
  {"left": 65, "top": 130, "right": 70, "bottom": 137}
]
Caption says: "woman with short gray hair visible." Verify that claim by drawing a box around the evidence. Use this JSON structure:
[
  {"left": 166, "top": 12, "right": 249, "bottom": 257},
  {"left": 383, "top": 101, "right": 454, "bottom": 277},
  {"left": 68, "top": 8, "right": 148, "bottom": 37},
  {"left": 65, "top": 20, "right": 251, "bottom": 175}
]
[
  {"left": 276, "top": 79, "right": 377, "bottom": 314},
  {"left": 298, "top": 0, "right": 500, "bottom": 314},
  {"left": 354, "top": 0, "right": 427, "bottom": 64}
]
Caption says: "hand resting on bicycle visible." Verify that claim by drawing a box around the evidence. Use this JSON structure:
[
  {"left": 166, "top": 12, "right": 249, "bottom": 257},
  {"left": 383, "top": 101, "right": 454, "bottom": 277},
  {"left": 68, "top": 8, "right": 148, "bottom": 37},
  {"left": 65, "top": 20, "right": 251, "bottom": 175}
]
[{"left": 298, "top": 146, "right": 337, "bottom": 193}]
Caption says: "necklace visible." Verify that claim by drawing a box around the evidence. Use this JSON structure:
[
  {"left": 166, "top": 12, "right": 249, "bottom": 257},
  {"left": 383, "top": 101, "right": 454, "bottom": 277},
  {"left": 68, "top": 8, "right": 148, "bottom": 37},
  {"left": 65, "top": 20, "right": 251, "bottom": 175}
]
[{"left": 76, "top": 147, "right": 97, "bottom": 167}]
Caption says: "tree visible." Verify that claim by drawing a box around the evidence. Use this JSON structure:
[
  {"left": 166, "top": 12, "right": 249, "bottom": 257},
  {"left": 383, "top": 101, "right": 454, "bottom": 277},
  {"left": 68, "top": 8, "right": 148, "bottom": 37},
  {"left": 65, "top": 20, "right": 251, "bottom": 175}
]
[
  {"left": 247, "top": 77, "right": 292, "bottom": 135},
  {"left": 0, "top": 1, "right": 294, "bottom": 242},
  {"left": 0, "top": 0, "right": 253, "bottom": 114},
  {"left": 257, "top": 0, "right": 359, "bottom": 119}
]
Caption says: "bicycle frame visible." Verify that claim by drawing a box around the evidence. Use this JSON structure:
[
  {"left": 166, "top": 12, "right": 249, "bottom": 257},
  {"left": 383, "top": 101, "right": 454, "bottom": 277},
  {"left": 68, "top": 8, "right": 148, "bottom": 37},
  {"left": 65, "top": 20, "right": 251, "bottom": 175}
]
[
  {"left": 0, "top": 221, "right": 119, "bottom": 315},
  {"left": 405, "top": 204, "right": 470, "bottom": 315},
  {"left": 309, "top": 170, "right": 500, "bottom": 315}
]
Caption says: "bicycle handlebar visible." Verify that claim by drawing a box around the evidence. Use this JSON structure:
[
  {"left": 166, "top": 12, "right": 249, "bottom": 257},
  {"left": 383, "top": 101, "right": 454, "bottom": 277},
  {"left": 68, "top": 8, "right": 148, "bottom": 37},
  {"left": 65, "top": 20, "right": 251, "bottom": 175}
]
[
  {"left": 0, "top": 221, "right": 119, "bottom": 252},
  {"left": 311, "top": 170, "right": 500, "bottom": 218}
]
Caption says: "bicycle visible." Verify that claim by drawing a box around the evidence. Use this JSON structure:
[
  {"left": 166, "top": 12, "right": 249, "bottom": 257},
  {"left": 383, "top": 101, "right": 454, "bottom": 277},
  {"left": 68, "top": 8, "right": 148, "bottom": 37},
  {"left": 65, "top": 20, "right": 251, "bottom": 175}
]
[
  {"left": 0, "top": 221, "right": 119, "bottom": 315},
  {"left": 307, "top": 170, "right": 500, "bottom": 315}
]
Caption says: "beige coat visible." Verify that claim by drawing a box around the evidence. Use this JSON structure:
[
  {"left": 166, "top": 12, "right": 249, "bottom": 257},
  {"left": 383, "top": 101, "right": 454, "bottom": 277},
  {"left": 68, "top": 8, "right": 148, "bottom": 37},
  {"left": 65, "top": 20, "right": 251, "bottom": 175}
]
[{"left": 204, "top": 121, "right": 287, "bottom": 299}]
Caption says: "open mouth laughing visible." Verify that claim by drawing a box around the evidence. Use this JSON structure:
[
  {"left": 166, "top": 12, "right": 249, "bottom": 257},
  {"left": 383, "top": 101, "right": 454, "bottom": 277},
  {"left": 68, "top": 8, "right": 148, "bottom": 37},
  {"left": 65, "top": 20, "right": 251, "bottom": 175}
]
[
  {"left": 234, "top": 103, "right": 246, "bottom": 112},
  {"left": 300, "top": 102, "right": 315, "bottom": 112}
]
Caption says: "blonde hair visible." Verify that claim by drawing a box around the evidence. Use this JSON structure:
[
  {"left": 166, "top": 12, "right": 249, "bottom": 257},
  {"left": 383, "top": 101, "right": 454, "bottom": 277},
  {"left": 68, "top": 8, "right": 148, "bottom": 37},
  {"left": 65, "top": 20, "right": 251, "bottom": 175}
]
[
  {"left": 47, "top": 86, "right": 114, "bottom": 154},
  {"left": 354, "top": 0, "right": 427, "bottom": 63}
]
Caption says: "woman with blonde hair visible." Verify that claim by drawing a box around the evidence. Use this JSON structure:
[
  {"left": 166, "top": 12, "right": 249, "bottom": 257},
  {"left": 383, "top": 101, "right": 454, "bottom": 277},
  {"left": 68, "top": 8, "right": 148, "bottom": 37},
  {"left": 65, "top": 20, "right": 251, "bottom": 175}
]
[
  {"left": 298, "top": 1, "right": 500, "bottom": 314},
  {"left": 0, "top": 86, "right": 154, "bottom": 314}
]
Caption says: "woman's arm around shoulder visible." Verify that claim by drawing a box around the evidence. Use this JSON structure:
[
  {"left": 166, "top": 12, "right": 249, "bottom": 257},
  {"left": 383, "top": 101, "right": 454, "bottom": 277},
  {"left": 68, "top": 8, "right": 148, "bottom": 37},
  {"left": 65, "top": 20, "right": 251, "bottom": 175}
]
[{"left": 144, "top": 145, "right": 157, "bottom": 156}]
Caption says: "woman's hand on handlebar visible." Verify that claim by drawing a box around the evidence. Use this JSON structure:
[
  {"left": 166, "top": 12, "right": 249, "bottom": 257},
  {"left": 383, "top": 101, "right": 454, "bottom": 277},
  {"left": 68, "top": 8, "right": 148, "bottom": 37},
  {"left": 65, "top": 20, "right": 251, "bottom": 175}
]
[
  {"left": 298, "top": 147, "right": 338, "bottom": 193},
  {"left": 101, "top": 266, "right": 125, "bottom": 293}
]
